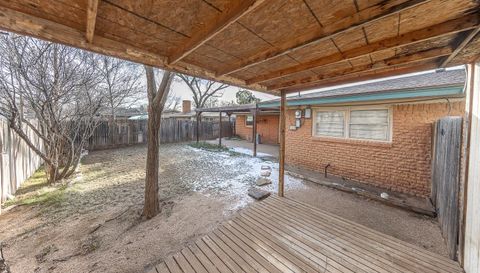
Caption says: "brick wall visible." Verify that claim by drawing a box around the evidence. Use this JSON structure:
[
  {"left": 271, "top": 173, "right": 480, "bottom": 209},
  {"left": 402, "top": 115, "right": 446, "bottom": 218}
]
[
  {"left": 235, "top": 114, "right": 279, "bottom": 144},
  {"left": 285, "top": 101, "right": 465, "bottom": 197}
]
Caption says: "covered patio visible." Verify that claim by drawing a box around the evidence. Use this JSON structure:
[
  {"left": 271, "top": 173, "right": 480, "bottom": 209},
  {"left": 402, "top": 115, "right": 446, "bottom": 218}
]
[{"left": 1, "top": 0, "right": 479, "bottom": 272}]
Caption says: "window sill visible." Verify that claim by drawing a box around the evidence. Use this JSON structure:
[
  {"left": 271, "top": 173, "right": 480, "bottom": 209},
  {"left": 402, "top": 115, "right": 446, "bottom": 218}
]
[{"left": 311, "top": 136, "right": 393, "bottom": 147}]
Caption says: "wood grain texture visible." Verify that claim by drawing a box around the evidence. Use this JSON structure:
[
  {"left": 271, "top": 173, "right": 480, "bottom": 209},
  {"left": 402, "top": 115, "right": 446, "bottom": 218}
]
[
  {"left": 85, "top": 0, "right": 99, "bottom": 43},
  {"left": 0, "top": 0, "right": 479, "bottom": 93},
  {"left": 431, "top": 117, "right": 463, "bottom": 260},
  {"left": 154, "top": 196, "right": 464, "bottom": 273}
]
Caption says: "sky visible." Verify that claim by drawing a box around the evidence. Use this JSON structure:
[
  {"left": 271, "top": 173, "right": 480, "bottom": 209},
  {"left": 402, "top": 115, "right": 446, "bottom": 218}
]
[{"left": 169, "top": 78, "right": 277, "bottom": 104}]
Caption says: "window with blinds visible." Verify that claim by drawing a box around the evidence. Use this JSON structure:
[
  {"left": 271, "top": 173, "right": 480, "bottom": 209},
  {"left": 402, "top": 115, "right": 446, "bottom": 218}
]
[
  {"left": 349, "top": 109, "right": 389, "bottom": 141},
  {"left": 313, "top": 107, "right": 391, "bottom": 141},
  {"left": 314, "top": 111, "right": 345, "bottom": 137}
]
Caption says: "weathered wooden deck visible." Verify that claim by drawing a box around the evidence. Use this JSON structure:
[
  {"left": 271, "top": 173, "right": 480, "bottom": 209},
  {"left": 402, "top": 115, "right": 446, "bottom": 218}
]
[{"left": 152, "top": 195, "right": 463, "bottom": 273}]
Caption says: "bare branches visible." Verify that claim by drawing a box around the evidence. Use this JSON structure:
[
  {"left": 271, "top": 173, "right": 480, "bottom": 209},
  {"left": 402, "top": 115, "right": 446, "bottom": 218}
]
[
  {"left": 177, "top": 74, "right": 228, "bottom": 108},
  {"left": 0, "top": 33, "right": 106, "bottom": 183}
]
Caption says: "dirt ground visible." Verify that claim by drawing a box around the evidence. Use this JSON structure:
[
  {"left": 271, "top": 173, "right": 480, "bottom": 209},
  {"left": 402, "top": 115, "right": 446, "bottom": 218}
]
[{"left": 0, "top": 143, "right": 448, "bottom": 273}]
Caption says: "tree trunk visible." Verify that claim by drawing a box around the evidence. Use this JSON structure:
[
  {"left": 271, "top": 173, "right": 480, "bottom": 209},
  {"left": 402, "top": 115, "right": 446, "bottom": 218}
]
[
  {"left": 143, "top": 68, "right": 173, "bottom": 219},
  {"left": 143, "top": 105, "right": 161, "bottom": 218}
]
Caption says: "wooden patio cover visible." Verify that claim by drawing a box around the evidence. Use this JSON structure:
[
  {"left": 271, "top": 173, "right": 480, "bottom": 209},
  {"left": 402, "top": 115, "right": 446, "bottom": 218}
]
[{"left": 0, "top": 0, "right": 479, "bottom": 95}]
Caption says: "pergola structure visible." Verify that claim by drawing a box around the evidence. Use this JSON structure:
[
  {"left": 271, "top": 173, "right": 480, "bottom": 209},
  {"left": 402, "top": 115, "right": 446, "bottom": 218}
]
[
  {"left": 196, "top": 104, "right": 279, "bottom": 156},
  {"left": 0, "top": 0, "right": 480, "bottom": 271}
]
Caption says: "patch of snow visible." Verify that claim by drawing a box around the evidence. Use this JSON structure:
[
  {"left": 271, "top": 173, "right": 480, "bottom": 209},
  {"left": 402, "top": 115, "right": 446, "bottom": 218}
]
[
  {"left": 229, "top": 147, "right": 272, "bottom": 157},
  {"left": 186, "top": 145, "right": 307, "bottom": 213}
]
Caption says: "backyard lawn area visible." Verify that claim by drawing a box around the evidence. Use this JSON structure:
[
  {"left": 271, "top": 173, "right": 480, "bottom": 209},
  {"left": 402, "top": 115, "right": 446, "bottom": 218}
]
[{"left": 0, "top": 143, "right": 449, "bottom": 273}]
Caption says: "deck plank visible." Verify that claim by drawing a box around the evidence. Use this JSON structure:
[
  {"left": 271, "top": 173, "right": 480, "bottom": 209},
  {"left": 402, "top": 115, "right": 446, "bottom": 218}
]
[
  {"left": 269, "top": 196, "right": 462, "bottom": 272},
  {"left": 154, "top": 196, "right": 463, "bottom": 273}
]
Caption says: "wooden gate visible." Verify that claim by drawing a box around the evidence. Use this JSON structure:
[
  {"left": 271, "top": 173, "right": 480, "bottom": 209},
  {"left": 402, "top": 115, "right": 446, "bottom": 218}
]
[{"left": 431, "top": 116, "right": 463, "bottom": 260}]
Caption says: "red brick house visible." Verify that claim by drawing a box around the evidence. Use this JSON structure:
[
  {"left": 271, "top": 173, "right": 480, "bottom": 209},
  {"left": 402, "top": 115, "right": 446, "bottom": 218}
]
[{"left": 214, "top": 69, "right": 466, "bottom": 197}]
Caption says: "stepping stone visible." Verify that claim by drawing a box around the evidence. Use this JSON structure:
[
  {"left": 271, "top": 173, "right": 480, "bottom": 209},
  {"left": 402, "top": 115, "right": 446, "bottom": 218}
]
[
  {"left": 248, "top": 187, "right": 271, "bottom": 200},
  {"left": 256, "top": 177, "right": 272, "bottom": 186},
  {"left": 260, "top": 170, "right": 271, "bottom": 177},
  {"left": 261, "top": 165, "right": 271, "bottom": 170}
]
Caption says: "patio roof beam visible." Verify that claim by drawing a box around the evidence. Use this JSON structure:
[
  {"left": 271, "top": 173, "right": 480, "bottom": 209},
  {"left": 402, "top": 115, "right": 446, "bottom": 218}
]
[
  {"left": 281, "top": 61, "right": 438, "bottom": 93},
  {"left": 268, "top": 46, "right": 453, "bottom": 91},
  {"left": 246, "top": 14, "right": 480, "bottom": 85},
  {"left": 440, "top": 26, "right": 480, "bottom": 68},
  {"left": 168, "top": 0, "right": 266, "bottom": 65},
  {"left": 216, "top": 0, "right": 428, "bottom": 77},
  {"left": 85, "top": 0, "right": 99, "bottom": 43}
]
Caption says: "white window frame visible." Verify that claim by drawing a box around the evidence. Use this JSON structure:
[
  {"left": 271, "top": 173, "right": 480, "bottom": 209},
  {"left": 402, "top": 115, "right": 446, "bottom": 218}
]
[{"left": 312, "top": 105, "right": 392, "bottom": 142}]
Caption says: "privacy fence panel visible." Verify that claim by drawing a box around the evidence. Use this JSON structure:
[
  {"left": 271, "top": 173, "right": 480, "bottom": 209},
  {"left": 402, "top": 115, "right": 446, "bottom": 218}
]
[
  {"left": 89, "top": 119, "right": 234, "bottom": 150},
  {"left": 431, "top": 116, "right": 463, "bottom": 260},
  {"left": 0, "top": 118, "right": 44, "bottom": 205}
]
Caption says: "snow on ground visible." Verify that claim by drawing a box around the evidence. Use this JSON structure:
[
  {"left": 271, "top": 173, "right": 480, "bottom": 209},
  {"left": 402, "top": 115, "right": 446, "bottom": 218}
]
[
  {"left": 229, "top": 146, "right": 273, "bottom": 158},
  {"left": 186, "top": 145, "right": 306, "bottom": 213}
]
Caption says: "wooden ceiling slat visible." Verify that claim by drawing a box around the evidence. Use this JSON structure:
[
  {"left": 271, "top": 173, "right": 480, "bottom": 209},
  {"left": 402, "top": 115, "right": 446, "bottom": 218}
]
[
  {"left": 246, "top": 14, "right": 479, "bottom": 85},
  {"left": 441, "top": 27, "right": 480, "bottom": 67},
  {"left": 1, "top": 0, "right": 479, "bottom": 94},
  {"left": 267, "top": 46, "right": 453, "bottom": 91},
  {"left": 0, "top": 6, "right": 268, "bottom": 92},
  {"left": 85, "top": 0, "right": 98, "bottom": 43},
  {"left": 216, "top": 0, "right": 428, "bottom": 76},
  {"left": 168, "top": 0, "right": 266, "bottom": 65}
]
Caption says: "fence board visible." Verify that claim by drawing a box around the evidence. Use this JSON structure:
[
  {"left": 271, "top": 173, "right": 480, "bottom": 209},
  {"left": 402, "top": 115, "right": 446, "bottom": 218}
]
[
  {"left": 431, "top": 116, "right": 463, "bottom": 260},
  {"left": 88, "top": 119, "right": 234, "bottom": 150},
  {"left": 0, "top": 118, "right": 44, "bottom": 206}
]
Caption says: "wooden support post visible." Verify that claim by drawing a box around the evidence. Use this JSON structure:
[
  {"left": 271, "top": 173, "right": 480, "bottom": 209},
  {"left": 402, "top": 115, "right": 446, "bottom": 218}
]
[
  {"left": 279, "top": 91, "right": 286, "bottom": 197},
  {"left": 252, "top": 109, "right": 257, "bottom": 157},
  {"left": 196, "top": 112, "right": 201, "bottom": 144},
  {"left": 462, "top": 62, "right": 480, "bottom": 273},
  {"left": 227, "top": 113, "right": 232, "bottom": 139},
  {"left": 219, "top": 111, "right": 222, "bottom": 147}
]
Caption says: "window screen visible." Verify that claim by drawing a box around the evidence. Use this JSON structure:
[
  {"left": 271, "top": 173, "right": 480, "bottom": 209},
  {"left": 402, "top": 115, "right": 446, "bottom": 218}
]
[
  {"left": 349, "top": 109, "right": 389, "bottom": 141},
  {"left": 315, "top": 111, "right": 345, "bottom": 137}
]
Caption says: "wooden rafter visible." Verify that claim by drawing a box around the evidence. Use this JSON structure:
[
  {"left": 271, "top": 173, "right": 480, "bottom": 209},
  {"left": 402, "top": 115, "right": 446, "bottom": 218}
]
[
  {"left": 216, "top": 0, "right": 428, "bottom": 76},
  {"left": 268, "top": 46, "right": 452, "bottom": 91},
  {"left": 440, "top": 26, "right": 480, "bottom": 67},
  {"left": 86, "top": 0, "right": 99, "bottom": 43},
  {"left": 168, "top": 0, "right": 266, "bottom": 65},
  {"left": 281, "top": 62, "right": 439, "bottom": 93},
  {"left": 0, "top": 6, "right": 269, "bottom": 93},
  {"left": 246, "top": 14, "right": 479, "bottom": 85}
]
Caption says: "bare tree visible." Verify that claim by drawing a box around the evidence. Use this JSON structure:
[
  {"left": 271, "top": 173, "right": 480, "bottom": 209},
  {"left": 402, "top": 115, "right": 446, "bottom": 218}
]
[
  {"left": 0, "top": 34, "right": 104, "bottom": 183},
  {"left": 98, "top": 56, "right": 143, "bottom": 144},
  {"left": 143, "top": 66, "right": 174, "bottom": 219},
  {"left": 177, "top": 74, "right": 228, "bottom": 109},
  {"left": 164, "top": 94, "right": 181, "bottom": 112}
]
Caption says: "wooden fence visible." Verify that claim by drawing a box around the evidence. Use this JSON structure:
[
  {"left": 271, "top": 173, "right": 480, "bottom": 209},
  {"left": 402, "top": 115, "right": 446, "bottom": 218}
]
[
  {"left": 431, "top": 116, "right": 463, "bottom": 260},
  {"left": 88, "top": 118, "right": 234, "bottom": 150},
  {"left": 0, "top": 118, "right": 44, "bottom": 205}
]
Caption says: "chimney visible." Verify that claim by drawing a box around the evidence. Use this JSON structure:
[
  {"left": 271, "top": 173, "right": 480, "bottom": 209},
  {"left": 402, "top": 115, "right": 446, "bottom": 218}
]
[{"left": 182, "top": 100, "right": 191, "bottom": 114}]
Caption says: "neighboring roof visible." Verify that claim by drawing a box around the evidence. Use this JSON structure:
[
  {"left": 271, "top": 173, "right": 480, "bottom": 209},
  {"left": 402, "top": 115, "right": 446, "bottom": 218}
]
[
  {"left": 129, "top": 111, "right": 225, "bottom": 120},
  {"left": 260, "top": 69, "right": 466, "bottom": 107},
  {"left": 99, "top": 107, "right": 146, "bottom": 117},
  {"left": 196, "top": 104, "right": 256, "bottom": 113},
  {"left": 3, "top": 1, "right": 479, "bottom": 94}
]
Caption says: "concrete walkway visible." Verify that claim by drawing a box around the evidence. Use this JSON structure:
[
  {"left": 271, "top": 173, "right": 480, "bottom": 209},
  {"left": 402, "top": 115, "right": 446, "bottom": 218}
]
[{"left": 207, "top": 138, "right": 279, "bottom": 159}]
